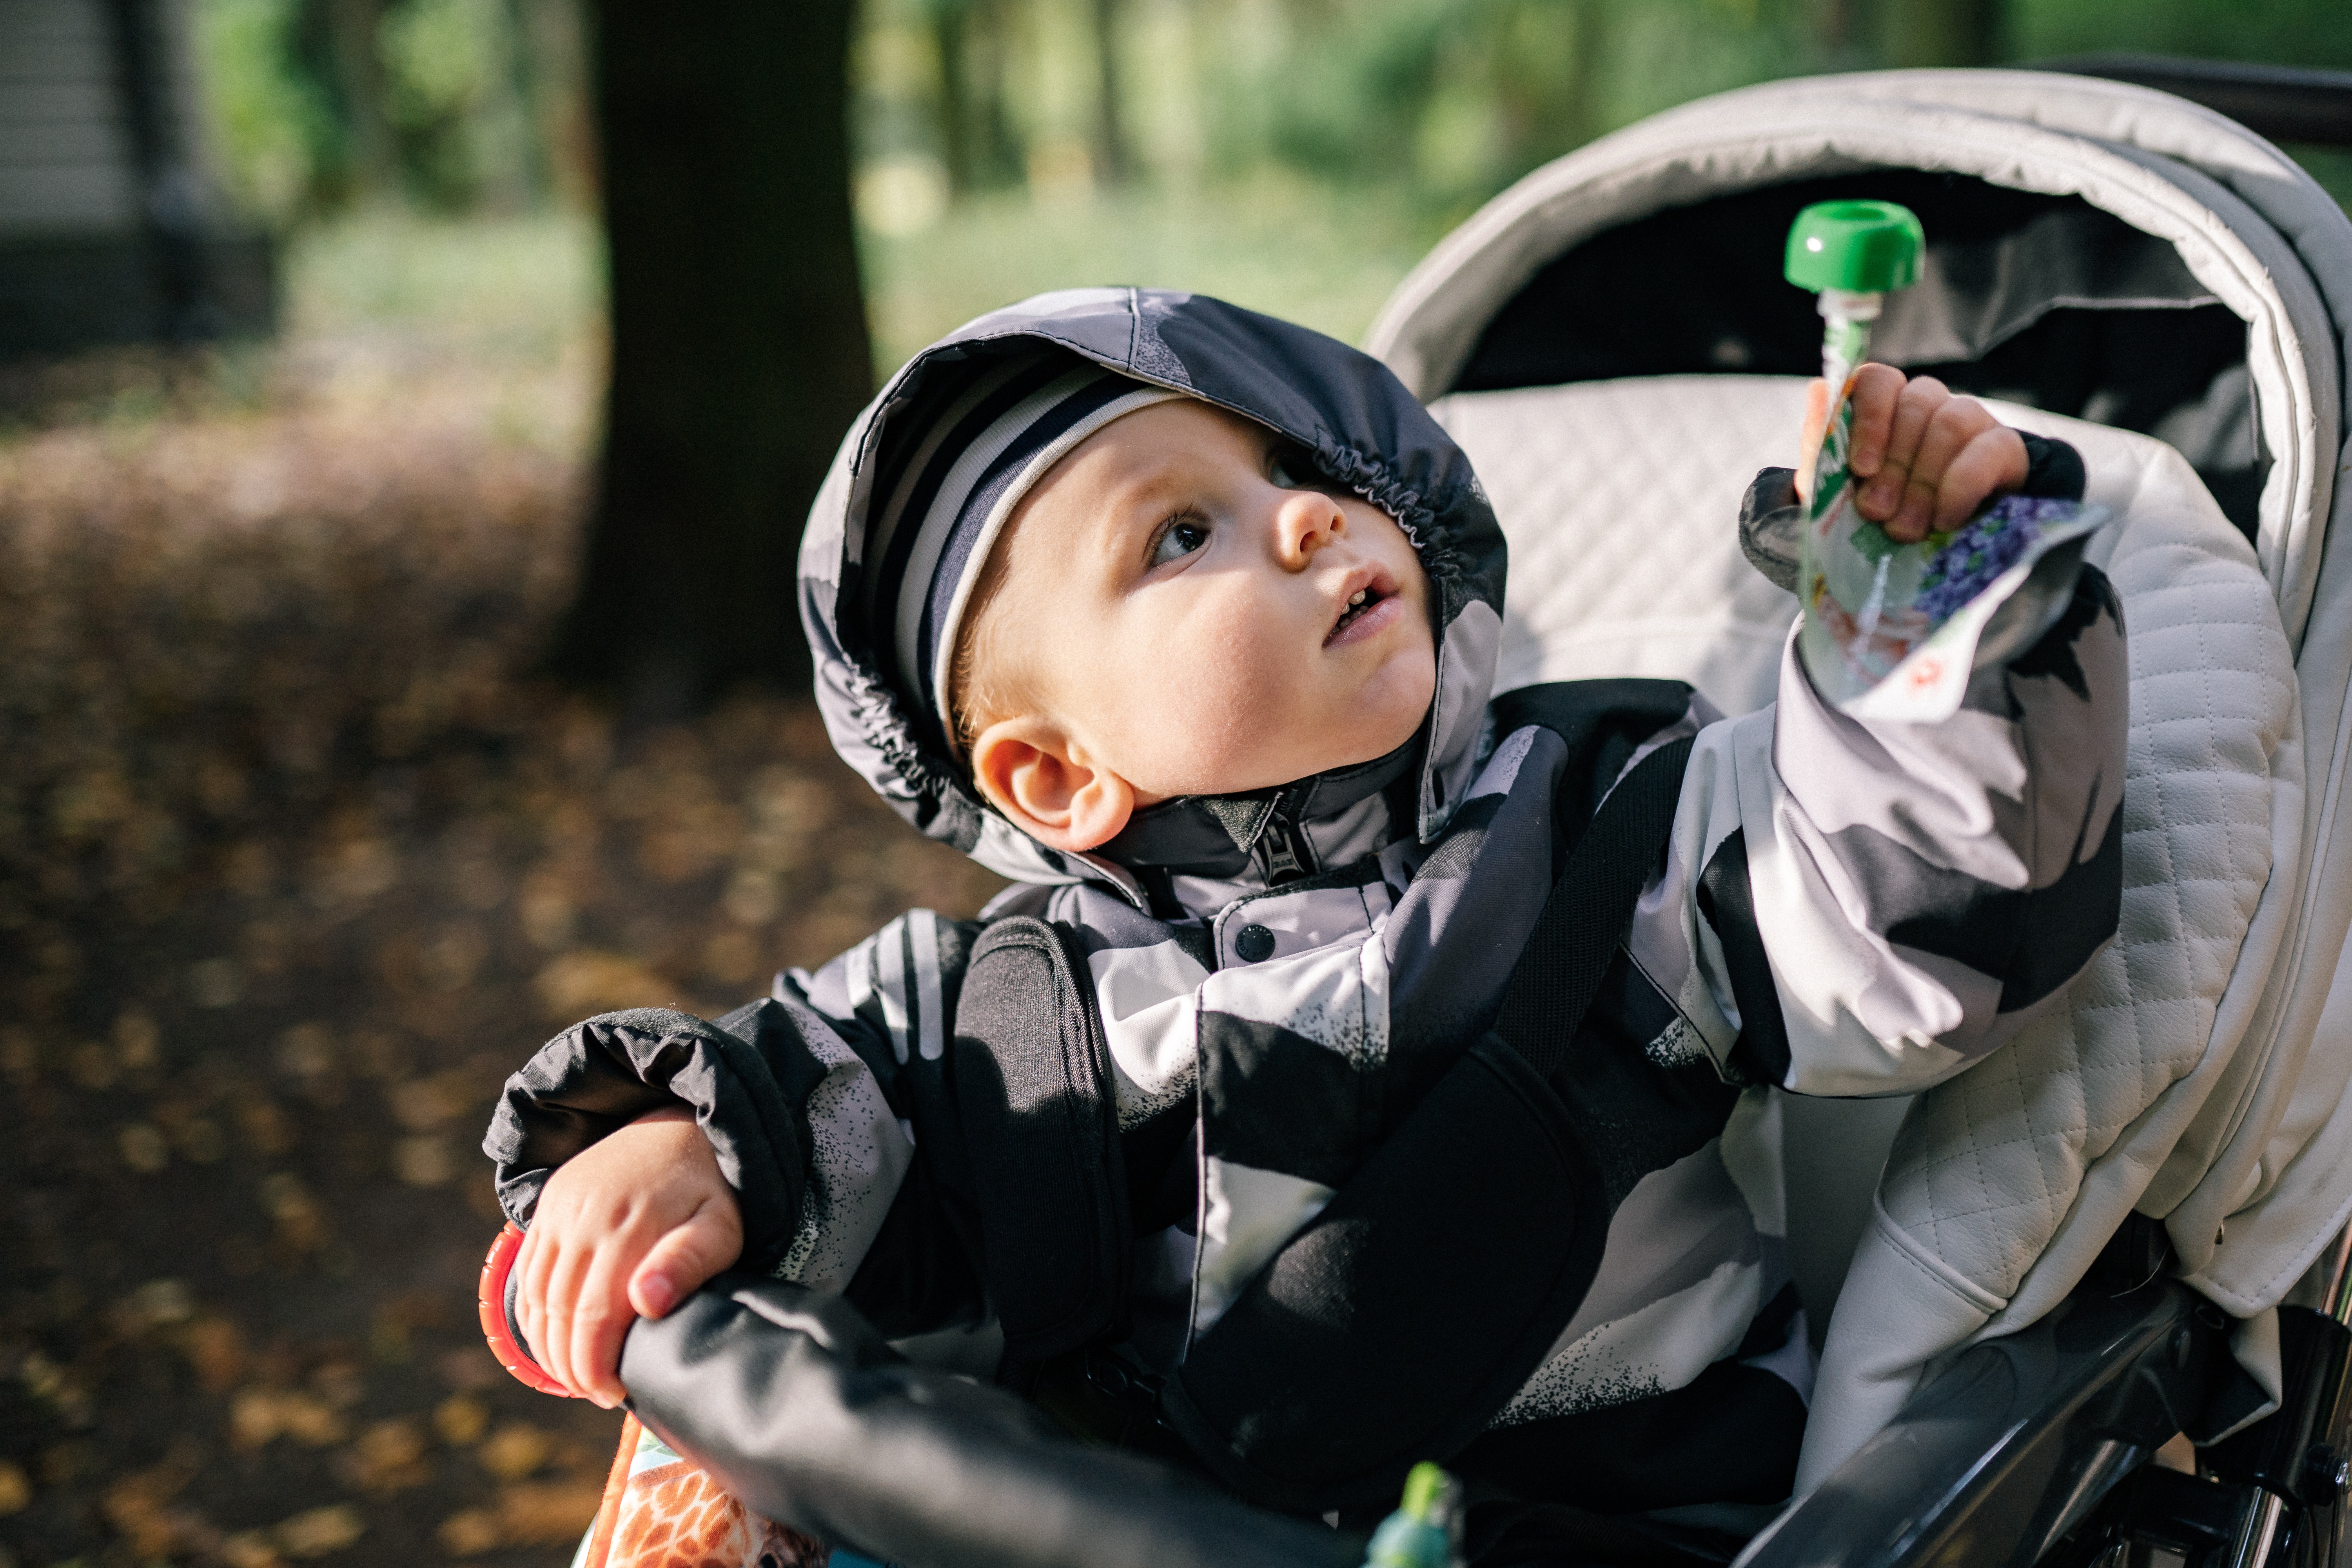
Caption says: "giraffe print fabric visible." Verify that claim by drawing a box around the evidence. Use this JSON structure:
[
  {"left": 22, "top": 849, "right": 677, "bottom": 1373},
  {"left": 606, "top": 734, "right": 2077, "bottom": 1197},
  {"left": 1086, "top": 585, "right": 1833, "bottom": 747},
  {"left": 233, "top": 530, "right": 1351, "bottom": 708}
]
[{"left": 578, "top": 1416, "right": 829, "bottom": 1568}]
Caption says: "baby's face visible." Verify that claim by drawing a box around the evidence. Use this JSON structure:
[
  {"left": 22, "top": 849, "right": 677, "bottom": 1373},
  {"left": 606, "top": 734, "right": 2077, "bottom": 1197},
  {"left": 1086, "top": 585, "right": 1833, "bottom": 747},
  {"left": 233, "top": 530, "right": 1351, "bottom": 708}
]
[{"left": 987, "top": 399, "right": 1436, "bottom": 802}]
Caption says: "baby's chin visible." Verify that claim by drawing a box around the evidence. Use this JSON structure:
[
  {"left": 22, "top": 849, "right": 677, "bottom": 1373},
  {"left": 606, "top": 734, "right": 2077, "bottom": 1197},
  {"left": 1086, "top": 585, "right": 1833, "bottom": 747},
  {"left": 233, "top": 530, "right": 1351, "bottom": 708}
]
[{"left": 1128, "top": 700, "right": 1433, "bottom": 803}]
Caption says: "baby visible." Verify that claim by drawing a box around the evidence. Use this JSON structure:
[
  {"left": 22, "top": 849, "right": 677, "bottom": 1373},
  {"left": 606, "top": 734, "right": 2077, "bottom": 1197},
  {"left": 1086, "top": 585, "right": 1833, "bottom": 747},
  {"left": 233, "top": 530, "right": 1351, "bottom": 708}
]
[{"left": 488, "top": 290, "right": 2124, "bottom": 1566}]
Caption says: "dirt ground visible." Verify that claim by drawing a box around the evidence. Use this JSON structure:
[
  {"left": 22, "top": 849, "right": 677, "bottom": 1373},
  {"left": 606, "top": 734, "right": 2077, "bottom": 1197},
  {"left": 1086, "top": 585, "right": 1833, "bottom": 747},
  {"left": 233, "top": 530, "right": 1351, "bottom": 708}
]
[{"left": 0, "top": 346, "right": 1003, "bottom": 1567}]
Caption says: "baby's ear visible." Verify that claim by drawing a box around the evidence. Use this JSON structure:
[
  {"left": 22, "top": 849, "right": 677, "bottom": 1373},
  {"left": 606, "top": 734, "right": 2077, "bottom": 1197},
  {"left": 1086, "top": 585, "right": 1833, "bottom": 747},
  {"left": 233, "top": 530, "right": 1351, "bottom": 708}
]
[{"left": 969, "top": 718, "right": 1137, "bottom": 853}]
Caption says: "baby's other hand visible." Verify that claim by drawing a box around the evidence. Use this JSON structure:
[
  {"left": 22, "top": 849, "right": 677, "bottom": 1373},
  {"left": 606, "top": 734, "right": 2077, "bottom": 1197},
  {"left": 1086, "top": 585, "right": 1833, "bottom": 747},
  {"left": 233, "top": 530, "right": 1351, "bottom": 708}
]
[
  {"left": 1807, "top": 364, "right": 2028, "bottom": 544},
  {"left": 512, "top": 1105, "right": 742, "bottom": 1408}
]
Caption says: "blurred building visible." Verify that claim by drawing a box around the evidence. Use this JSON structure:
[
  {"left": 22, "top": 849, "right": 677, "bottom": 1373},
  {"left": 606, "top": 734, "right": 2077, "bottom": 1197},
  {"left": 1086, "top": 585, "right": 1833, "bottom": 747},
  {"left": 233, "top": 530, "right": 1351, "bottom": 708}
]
[{"left": 0, "top": 0, "right": 273, "bottom": 358}]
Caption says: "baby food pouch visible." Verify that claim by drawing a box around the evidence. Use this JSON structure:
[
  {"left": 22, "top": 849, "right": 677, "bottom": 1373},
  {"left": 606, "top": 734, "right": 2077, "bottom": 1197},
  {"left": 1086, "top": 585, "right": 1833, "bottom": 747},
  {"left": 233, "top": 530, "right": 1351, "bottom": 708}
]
[{"left": 1786, "top": 200, "right": 2106, "bottom": 723}]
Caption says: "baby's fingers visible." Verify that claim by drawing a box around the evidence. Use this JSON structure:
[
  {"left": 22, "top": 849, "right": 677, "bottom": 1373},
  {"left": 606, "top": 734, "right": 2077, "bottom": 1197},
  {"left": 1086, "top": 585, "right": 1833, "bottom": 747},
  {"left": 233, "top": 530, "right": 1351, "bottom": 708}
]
[
  {"left": 1842, "top": 364, "right": 1909, "bottom": 482},
  {"left": 1931, "top": 425, "right": 2030, "bottom": 535},
  {"left": 1858, "top": 377, "right": 1948, "bottom": 529},
  {"left": 561, "top": 1245, "right": 638, "bottom": 1409},
  {"left": 1886, "top": 396, "right": 2020, "bottom": 539},
  {"left": 521, "top": 1228, "right": 593, "bottom": 1398},
  {"left": 513, "top": 1227, "right": 559, "bottom": 1389},
  {"left": 629, "top": 1198, "right": 744, "bottom": 1320}
]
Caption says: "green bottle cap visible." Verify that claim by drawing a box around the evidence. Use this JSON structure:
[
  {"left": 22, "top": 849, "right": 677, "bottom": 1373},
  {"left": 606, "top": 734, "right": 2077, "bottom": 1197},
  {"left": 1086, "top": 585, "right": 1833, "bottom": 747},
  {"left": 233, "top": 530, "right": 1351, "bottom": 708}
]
[{"left": 1784, "top": 200, "right": 1925, "bottom": 294}]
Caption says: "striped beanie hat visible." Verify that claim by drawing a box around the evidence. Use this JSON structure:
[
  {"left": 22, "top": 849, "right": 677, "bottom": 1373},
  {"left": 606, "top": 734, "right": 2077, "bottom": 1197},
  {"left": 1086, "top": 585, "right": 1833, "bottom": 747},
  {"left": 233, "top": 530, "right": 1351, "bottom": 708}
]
[{"left": 862, "top": 352, "right": 1183, "bottom": 757}]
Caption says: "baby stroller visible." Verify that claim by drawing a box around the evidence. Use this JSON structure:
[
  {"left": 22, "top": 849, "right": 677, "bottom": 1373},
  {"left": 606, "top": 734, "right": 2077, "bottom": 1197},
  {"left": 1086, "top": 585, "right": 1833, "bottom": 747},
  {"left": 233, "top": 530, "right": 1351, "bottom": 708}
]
[
  {"left": 1361, "top": 64, "right": 2352, "bottom": 1568},
  {"left": 502, "top": 65, "right": 2352, "bottom": 1568}
]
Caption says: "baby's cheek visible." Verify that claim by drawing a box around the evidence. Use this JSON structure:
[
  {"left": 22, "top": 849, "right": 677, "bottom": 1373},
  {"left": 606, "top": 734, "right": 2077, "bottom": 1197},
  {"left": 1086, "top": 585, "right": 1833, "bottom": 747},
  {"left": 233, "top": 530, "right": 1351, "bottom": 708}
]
[
  {"left": 1344, "top": 639, "right": 1437, "bottom": 763},
  {"left": 1158, "top": 660, "right": 1281, "bottom": 773},
  {"left": 1120, "top": 635, "right": 1295, "bottom": 791}
]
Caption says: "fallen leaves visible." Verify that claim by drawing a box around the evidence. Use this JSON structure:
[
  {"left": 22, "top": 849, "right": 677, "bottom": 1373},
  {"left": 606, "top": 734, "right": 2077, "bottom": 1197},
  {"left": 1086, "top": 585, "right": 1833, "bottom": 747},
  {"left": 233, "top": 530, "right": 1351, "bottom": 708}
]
[
  {"left": 239, "top": 1097, "right": 296, "bottom": 1157},
  {"left": 478, "top": 1422, "right": 554, "bottom": 1481},
  {"left": 439, "top": 1481, "right": 603, "bottom": 1555},
  {"left": 118, "top": 1122, "right": 172, "bottom": 1173},
  {"left": 219, "top": 1529, "right": 287, "bottom": 1568},
  {"left": 437, "top": 1505, "right": 505, "bottom": 1555},
  {"left": 370, "top": 1292, "right": 453, "bottom": 1361},
  {"left": 534, "top": 949, "right": 672, "bottom": 1020},
  {"left": 0, "top": 334, "right": 1005, "bottom": 1564},
  {"left": 180, "top": 1315, "right": 249, "bottom": 1392},
  {"left": 190, "top": 956, "right": 248, "bottom": 1007},
  {"left": 341, "top": 1419, "right": 431, "bottom": 1493},
  {"left": 115, "top": 1277, "right": 196, "bottom": 1334},
  {"left": 387, "top": 1069, "right": 475, "bottom": 1131},
  {"left": 257, "top": 1171, "right": 327, "bottom": 1253},
  {"left": 18, "top": 1349, "right": 92, "bottom": 1426},
  {"left": 392, "top": 1134, "right": 456, "bottom": 1187},
  {"left": 71, "top": 1038, "right": 121, "bottom": 1090},
  {"left": 434, "top": 1393, "right": 490, "bottom": 1446},
  {"left": 274, "top": 1501, "right": 369, "bottom": 1557},
  {"left": 495, "top": 1481, "right": 607, "bottom": 1543},
  {"left": 0, "top": 1459, "right": 30, "bottom": 1514},
  {"left": 100, "top": 1445, "right": 209, "bottom": 1556},
  {"left": 231, "top": 1387, "right": 349, "bottom": 1450}
]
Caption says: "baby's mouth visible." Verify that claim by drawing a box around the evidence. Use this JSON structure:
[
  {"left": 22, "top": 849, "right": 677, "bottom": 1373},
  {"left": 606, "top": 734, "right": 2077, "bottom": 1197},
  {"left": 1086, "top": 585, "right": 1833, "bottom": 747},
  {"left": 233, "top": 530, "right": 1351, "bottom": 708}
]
[{"left": 1329, "top": 584, "right": 1390, "bottom": 641}]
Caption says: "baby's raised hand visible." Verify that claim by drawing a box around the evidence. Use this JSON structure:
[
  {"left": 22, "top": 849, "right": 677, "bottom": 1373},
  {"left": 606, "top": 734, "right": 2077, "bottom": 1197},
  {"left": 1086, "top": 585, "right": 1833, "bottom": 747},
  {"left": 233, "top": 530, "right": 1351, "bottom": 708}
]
[
  {"left": 1800, "top": 364, "right": 2028, "bottom": 544},
  {"left": 512, "top": 1105, "right": 743, "bottom": 1408}
]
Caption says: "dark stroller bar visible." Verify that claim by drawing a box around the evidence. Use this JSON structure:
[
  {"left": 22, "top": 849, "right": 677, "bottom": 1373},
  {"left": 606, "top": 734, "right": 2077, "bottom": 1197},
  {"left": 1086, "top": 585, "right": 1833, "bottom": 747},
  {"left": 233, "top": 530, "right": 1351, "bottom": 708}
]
[{"left": 1736, "top": 1227, "right": 2352, "bottom": 1568}]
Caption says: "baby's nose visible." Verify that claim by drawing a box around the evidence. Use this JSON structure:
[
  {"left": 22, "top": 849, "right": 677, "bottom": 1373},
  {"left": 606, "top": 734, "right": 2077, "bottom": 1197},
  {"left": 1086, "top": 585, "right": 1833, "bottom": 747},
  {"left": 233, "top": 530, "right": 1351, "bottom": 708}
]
[{"left": 1276, "top": 490, "right": 1346, "bottom": 564}]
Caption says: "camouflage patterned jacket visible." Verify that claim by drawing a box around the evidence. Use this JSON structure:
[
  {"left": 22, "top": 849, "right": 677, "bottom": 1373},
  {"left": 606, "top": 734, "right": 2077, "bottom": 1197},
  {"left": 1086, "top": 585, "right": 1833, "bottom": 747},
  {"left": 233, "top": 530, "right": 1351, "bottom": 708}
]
[{"left": 485, "top": 290, "right": 2123, "bottom": 1525}]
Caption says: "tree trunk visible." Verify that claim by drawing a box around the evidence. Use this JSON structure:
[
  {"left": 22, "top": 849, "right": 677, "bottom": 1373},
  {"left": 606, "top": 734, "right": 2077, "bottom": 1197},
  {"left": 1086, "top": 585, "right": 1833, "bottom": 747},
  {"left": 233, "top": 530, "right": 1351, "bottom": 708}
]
[
  {"left": 970, "top": 0, "right": 1024, "bottom": 189},
  {"left": 553, "top": 0, "right": 875, "bottom": 712},
  {"left": 1092, "top": 0, "right": 1130, "bottom": 185},
  {"left": 1881, "top": 0, "right": 2003, "bottom": 67},
  {"left": 1815, "top": 0, "right": 1860, "bottom": 56},
  {"left": 1564, "top": 0, "right": 1608, "bottom": 149},
  {"left": 507, "top": 0, "right": 598, "bottom": 210},
  {"left": 933, "top": 0, "right": 976, "bottom": 194},
  {"left": 311, "top": 0, "right": 399, "bottom": 203},
  {"left": 103, "top": 0, "right": 211, "bottom": 340}
]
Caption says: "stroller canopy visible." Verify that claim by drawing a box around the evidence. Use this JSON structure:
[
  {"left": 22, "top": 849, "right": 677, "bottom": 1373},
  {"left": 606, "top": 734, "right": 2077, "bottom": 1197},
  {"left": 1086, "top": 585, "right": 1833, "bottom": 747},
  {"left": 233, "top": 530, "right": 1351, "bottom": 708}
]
[{"left": 1366, "top": 69, "right": 2352, "bottom": 1483}]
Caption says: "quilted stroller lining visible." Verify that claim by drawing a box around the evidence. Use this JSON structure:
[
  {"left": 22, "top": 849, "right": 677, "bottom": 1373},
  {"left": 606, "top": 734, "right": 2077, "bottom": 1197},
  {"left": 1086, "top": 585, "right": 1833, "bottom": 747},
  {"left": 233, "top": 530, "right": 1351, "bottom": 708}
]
[{"left": 1377, "top": 68, "right": 2352, "bottom": 1488}]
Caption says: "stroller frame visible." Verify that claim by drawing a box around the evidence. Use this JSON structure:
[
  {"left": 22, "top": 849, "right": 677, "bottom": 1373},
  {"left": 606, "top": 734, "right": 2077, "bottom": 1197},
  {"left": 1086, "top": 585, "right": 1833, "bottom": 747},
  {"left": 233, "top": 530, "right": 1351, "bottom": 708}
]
[
  {"left": 1364, "top": 57, "right": 2352, "bottom": 1568},
  {"left": 1742, "top": 1238, "right": 2352, "bottom": 1568}
]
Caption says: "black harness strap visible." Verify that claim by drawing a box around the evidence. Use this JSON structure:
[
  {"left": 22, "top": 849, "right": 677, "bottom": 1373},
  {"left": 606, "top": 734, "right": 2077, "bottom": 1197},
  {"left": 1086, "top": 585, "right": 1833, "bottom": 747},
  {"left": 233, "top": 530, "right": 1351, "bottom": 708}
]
[
  {"left": 1491, "top": 733, "right": 1697, "bottom": 1081},
  {"left": 951, "top": 917, "right": 1133, "bottom": 1363}
]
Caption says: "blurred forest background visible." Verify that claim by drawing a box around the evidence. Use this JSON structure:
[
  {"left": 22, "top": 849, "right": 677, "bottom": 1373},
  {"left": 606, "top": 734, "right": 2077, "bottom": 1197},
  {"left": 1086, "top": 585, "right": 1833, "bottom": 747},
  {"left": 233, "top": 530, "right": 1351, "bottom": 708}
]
[
  {"left": 187, "top": 0, "right": 2352, "bottom": 366},
  {"left": 2, "top": 1, "right": 2350, "bottom": 1566}
]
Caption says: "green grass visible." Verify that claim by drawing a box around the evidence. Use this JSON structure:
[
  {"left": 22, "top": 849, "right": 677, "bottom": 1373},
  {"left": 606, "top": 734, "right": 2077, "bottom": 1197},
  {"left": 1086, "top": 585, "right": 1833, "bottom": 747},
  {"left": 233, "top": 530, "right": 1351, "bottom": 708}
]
[
  {"left": 861, "top": 177, "right": 1437, "bottom": 373},
  {"left": 283, "top": 207, "right": 605, "bottom": 359},
  {"left": 60, "top": 152, "right": 2352, "bottom": 443},
  {"left": 274, "top": 178, "right": 1436, "bottom": 386}
]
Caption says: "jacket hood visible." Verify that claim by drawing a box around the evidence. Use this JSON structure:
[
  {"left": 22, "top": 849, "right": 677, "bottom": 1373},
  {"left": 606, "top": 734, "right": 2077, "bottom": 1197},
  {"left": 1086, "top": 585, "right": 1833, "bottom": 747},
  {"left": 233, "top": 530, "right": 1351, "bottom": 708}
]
[{"left": 799, "top": 288, "right": 1507, "bottom": 902}]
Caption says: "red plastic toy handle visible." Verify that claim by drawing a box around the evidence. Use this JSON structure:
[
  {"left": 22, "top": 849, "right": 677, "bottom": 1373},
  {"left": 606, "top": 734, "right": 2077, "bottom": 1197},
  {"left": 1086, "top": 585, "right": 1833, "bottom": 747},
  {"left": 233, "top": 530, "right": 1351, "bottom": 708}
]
[{"left": 478, "top": 1221, "right": 576, "bottom": 1399}]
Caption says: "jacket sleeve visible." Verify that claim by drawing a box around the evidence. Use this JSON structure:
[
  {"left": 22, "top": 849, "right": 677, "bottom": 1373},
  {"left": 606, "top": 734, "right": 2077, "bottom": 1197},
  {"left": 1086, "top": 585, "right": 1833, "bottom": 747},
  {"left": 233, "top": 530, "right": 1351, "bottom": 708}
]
[
  {"left": 1627, "top": 438, "right": 2128, "bottom": 1096},
  {"left": 482, "top": 910, "right": 976, "bottom": 1298}
]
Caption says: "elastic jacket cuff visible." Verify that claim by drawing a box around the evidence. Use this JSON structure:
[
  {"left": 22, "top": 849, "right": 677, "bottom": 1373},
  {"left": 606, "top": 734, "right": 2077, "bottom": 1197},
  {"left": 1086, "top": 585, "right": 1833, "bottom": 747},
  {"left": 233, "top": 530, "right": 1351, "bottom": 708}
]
[{"left": 481, "top": 1002, "right": 817, "bottom": 1274}]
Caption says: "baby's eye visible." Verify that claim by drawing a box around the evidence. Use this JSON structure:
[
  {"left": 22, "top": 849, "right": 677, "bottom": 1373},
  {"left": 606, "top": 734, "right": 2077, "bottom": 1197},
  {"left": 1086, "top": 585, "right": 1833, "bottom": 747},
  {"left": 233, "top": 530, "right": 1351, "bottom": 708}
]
[
  {"left": 1269, "top": 448, "right": 1316, "bottom": 490},
  {"left": 1150, "top": 517, "right": 1210, "bottom": 568}
]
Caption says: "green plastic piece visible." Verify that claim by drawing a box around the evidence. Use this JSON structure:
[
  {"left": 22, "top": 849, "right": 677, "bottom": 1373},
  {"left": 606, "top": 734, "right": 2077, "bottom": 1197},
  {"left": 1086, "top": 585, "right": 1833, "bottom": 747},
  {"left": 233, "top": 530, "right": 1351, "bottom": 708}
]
[
  {"left": 1400, "top": 1462, "right": 1447, "bottom": 1518},
  {"left": 1784, "top": 200, "right": 1924, "bottom": 294},
  {"left": 1365, "top": 1514, "right": 1450, "bottom": 1568},
  {"left": 1365, "top": 1463, "right": 1460, "bottom": 1568}
]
